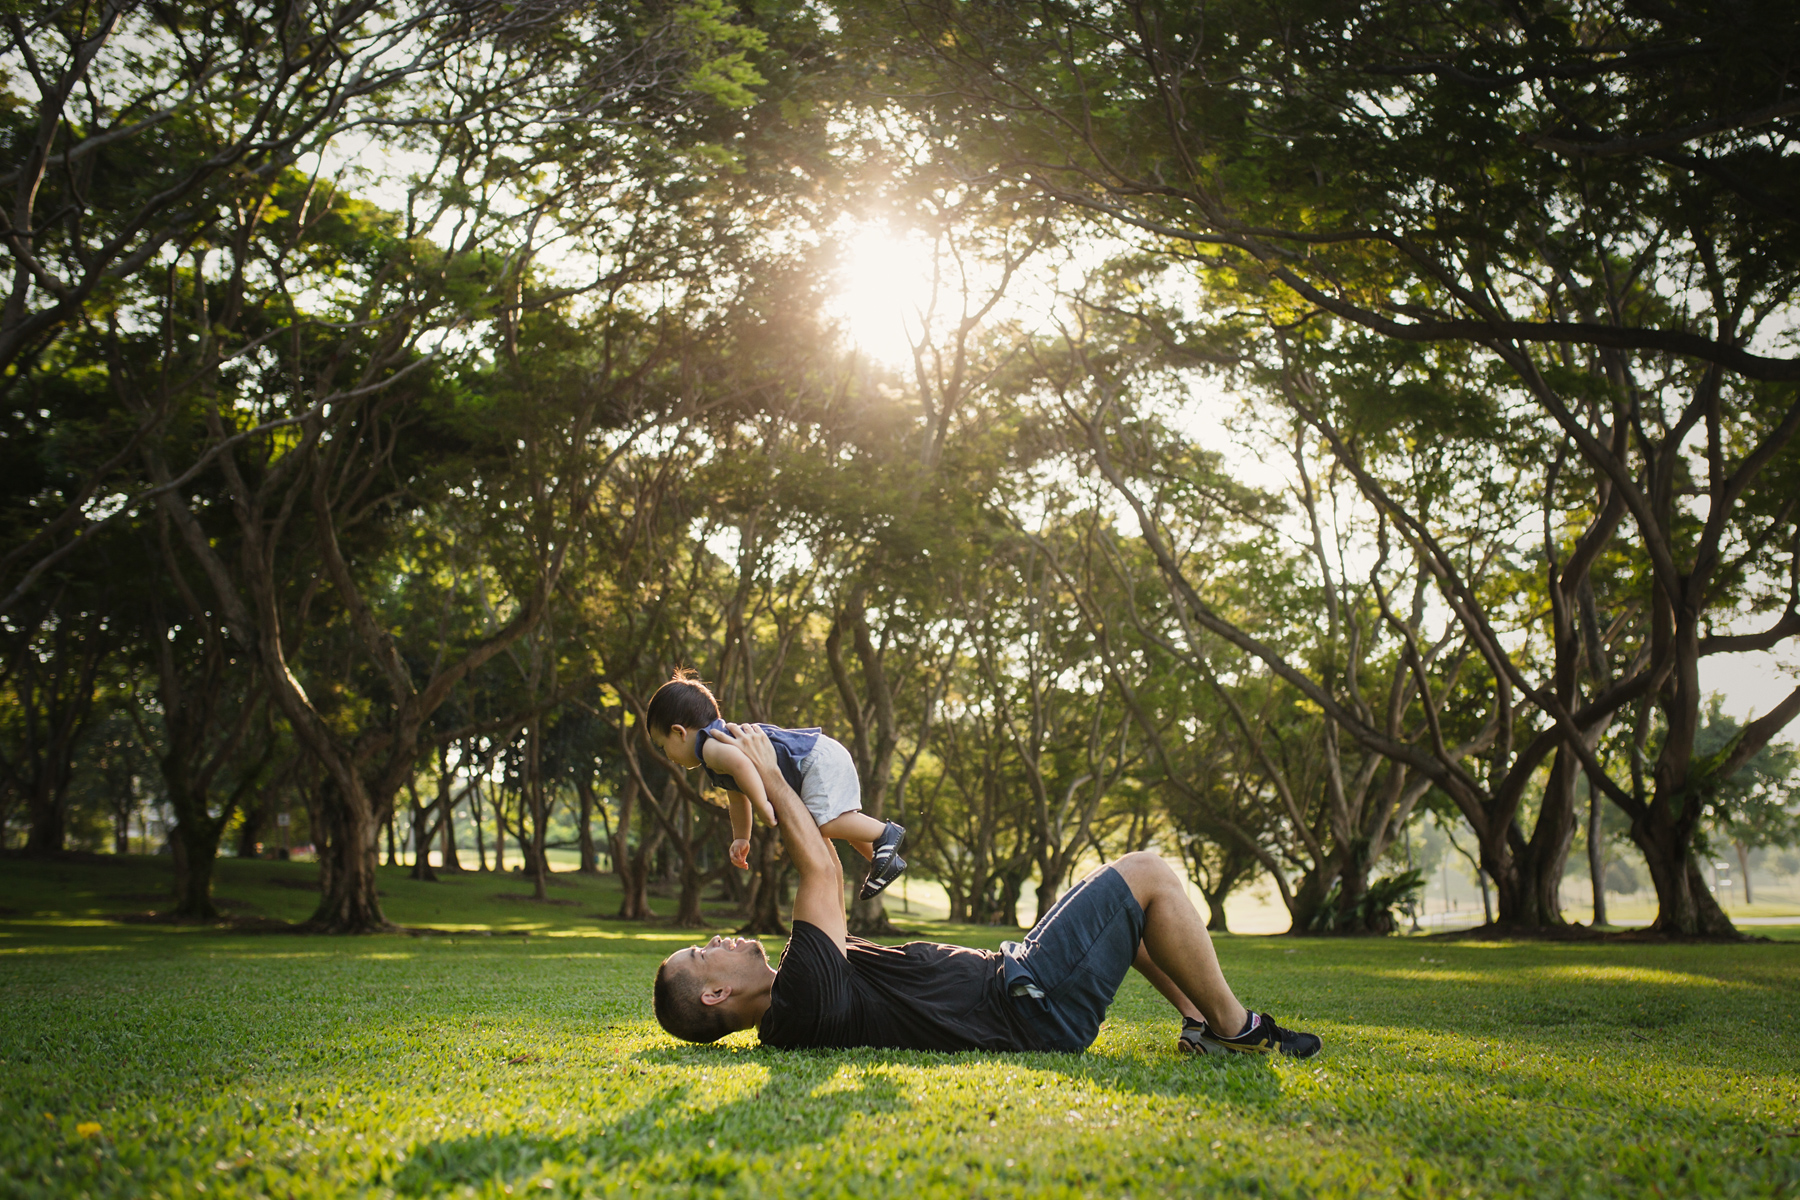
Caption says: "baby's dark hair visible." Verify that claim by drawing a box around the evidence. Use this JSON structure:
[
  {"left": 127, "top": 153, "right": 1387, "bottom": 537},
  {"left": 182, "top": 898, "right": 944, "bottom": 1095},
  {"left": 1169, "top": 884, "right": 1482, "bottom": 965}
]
[{"left": 646, "top": 669, "right": 721, "bottom": 738}]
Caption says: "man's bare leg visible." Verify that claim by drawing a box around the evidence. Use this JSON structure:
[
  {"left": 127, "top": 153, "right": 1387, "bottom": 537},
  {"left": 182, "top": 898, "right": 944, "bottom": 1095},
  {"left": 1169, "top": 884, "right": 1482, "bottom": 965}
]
[
  {"left": 1133, "top": 945, "right": 1203, "bottom": 1023},
  {"left": 1109, "top": 851, "right": 1249, "bottom": 1035}
]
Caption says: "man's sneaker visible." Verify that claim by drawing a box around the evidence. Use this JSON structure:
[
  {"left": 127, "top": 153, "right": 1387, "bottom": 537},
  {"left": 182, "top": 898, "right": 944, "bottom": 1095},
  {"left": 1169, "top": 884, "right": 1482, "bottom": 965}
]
[
  {"left": 1183, "top": 1012, "right": 1322, "bottom": 1059},
  {"left": 858, "top": 822, "right": 907, "bottom": 900},
  {"left": 1177, "top": 1016, "right": 1224, "bottom": 1056}
]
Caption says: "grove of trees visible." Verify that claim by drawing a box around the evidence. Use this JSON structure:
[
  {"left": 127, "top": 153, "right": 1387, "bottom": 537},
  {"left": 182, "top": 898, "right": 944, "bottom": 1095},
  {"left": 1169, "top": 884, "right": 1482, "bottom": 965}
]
[{"left": 5, "top": 0, "right": 1798, "bottom": 938}]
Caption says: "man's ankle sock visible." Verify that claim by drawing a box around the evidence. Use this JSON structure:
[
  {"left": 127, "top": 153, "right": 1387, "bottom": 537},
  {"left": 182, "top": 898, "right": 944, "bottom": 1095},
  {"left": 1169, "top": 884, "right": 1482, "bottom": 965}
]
[{"left": 1236, "top": 1012, "right": 1260, "bottom": 1038}]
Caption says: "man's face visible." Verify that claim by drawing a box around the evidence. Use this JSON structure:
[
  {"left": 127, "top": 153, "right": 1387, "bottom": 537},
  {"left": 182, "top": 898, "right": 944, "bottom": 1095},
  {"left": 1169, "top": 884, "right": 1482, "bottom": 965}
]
[{"left": 666, "top": 935, "right": 770, "bottom": 1000}]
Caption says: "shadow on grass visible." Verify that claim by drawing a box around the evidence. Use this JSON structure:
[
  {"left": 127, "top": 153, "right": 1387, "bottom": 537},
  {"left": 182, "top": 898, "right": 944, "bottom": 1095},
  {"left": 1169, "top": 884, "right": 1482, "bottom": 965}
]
[
  {"left": 629, "top": 1039, "right": 1288, "bottom": 1118},
  {"left": 389, "top": 1043, "right": 1283, "bottom": 1197},
  {"left": 391, "top": 1052, "right": 910, "bottom": 1194}
]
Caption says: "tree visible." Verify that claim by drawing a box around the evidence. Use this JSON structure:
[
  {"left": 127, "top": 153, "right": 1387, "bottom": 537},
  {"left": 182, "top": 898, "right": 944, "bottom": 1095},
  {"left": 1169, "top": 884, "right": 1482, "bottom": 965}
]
[
  {"left": 889, "top": 0, "right": 1800, "bottom": 936},
  {"left": 0, "top": 580, "right": 111, "bottom": 852},
  {"left": 0, "top": 0, "right": 619, "bottom": 617}
]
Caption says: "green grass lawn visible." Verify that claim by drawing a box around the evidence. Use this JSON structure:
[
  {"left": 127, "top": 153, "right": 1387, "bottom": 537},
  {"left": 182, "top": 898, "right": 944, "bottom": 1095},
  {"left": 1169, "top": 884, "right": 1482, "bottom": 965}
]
[{"left": 2, "top": 856, "right": 1798, "bottom": 1198}]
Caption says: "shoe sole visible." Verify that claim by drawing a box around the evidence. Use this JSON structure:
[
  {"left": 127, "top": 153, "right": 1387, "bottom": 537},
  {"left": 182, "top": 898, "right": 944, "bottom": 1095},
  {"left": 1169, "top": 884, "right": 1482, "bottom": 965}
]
[
  {"left": 858, "top": 854, "right": 905, "bottom": 900},
  {"left": 1189, "top": 1034, "right": 1271, "bottom": 1056},
  {"left": 1176, "top": 1034, "right": 1228, "bottom": 1057},
  {"left": 1184, "top": 1032, "right": 1319, "bottom": 1059},
  {"left": 858, "top": 824, "right": 906, "bottom": 901}
]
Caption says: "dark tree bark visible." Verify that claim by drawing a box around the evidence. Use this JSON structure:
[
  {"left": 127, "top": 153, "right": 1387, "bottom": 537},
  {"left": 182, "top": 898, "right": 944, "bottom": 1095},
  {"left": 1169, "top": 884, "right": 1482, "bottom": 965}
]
[
  {"left": 1588, "top": 781, "right": 1609, "bottom": 927},
  {"left": 826, "top": 592, "right": 903, "bottom": 936},
  {"left": 738, "top": 827, "right": 788, "bottom": 936},
  {"left": 10, "top": 600, "right": 108, "bottom": 855},
  {"left": 493, "top": 777, "right": 508, "bottom": 873},
  {"left": 613, "top": 772, "right": 659, "bottom": 920},
  {"left": 439, "top": 778, "right": 462, "bottom": 873},
  {"left": 235, "top": 792, "right": 271, "bottom": 860},
  {"left": 526, "top": 719, "right": 549, "bottom": 900},
  {"left": 575, "top": 774, "right": 600, "bottom": 874},
  {"left": 469, "top": 772, "right": 489, "bottom": 871},
  {"left": 406, "top": 774, "right": 440, "bottom": 883}
]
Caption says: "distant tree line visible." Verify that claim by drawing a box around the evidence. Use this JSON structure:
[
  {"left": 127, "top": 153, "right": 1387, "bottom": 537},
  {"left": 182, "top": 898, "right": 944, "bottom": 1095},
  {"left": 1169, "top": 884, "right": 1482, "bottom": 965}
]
[{"left": 4, "top": 0, "right": 1798, "bottom": 937}]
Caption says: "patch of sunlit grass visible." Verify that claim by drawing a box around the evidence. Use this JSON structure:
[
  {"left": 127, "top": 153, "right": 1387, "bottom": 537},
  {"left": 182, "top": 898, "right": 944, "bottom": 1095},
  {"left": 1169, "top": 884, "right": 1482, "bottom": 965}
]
[{"left": 0, "top": 857, "right": 1796, "bottom": 1197}]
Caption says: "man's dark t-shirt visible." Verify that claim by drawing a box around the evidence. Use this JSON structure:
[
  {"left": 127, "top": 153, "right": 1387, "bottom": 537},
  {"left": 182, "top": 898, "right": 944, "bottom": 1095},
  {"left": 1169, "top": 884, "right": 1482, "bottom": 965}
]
[{"left": 759, "top": 921, "right": 1037, "bottom": 1052}]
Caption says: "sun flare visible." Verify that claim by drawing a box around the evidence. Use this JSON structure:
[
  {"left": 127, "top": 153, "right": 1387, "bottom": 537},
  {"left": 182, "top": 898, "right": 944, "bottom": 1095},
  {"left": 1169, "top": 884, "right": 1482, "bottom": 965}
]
[{"left": 833, "top": 225, "right": 933, "bottom": 366}]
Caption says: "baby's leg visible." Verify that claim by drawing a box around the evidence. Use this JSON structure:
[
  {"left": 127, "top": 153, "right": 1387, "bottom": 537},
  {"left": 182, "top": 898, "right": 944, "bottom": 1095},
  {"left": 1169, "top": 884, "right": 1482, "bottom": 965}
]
[{"left": 819, "top": 810, "right": 886, "bottom": 859}]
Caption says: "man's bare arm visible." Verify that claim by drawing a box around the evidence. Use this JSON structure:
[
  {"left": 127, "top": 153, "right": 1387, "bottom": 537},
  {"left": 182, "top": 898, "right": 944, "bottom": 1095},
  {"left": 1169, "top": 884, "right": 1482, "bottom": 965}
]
[{"left": 716, "top": 722, "right": 846, "bottom": 951}]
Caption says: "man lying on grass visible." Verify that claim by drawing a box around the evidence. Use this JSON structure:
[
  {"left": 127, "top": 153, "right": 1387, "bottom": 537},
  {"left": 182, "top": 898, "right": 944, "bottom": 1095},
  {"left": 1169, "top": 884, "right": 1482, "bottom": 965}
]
[{"left": 654, "top": 724, "right": 1321, "bottom": 1059}]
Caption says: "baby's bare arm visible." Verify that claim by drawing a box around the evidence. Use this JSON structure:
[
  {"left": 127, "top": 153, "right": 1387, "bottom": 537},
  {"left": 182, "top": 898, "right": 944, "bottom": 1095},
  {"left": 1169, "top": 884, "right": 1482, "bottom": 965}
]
[
  {"left": 701, "top": 740, "right": 774, "bottom": 822},
  {"left": 726, "top": 791, "right": 752, "bottom": 843}
]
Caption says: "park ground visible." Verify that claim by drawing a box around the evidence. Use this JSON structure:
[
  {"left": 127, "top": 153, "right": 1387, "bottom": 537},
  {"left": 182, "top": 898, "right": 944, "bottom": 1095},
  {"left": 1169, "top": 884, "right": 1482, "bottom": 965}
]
[{"left": 2, "top": 857, "right": 1798, "bottom": 1199}]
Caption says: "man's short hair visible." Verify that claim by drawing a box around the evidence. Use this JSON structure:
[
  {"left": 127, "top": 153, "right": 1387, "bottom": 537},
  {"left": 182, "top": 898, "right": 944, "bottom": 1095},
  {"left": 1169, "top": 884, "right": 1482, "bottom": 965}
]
[
  {"left": 653, "top": 957, "right": 734, "bottom": 1044},
  {"left": 646, "top": 670, "right": 721, "bottom": 739}
]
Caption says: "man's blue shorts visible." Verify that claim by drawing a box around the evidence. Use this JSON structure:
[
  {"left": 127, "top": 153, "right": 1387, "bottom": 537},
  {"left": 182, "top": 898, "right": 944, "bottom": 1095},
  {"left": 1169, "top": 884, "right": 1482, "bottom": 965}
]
[{"left": 1001, "top": 865, "right": 1145, "bottom": 1052}]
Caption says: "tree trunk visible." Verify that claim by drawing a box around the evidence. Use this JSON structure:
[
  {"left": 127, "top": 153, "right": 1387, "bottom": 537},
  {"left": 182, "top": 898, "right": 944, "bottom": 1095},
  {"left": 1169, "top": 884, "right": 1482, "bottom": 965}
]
[
  {"left": 616, "top": 776, "right": 660, "bottom": 920},
  {"left": 408, "top": 776, "right": 440, "bottom": 882},
  {"left": 667, "top": 780, "right": 709, "bottom": 927},
  {"left": 946, "top": 882, "right": 967, "bottom": 924},
  {"left": 827, "top": 594, "right": 900, "bottom": 937},
  {"left": 1588, "top": 783, "right": 1608, "bottom": 927},
  {"left": 1632, "top": 800, "right": 1738, "bottom": 936},
  {"left": 158, "top": 732, "right": 247, "bottom": 920},
  {"left": 527, "top": 719, "right": 549, "bottom": 901},
  {"left": 23, "top": 780, "right": 67, "bottom": 855},
  {"left": 674, "top": 808, "right": 707, "bottom": 927},
  {"left": 494, "top": 787, "right": 507, "bottom": 872},
  {"left": 737, "top": 828, "right": 788, "bottom": 935},
  {"left": 1515, "top": 747, "right": 1581, "bottom": 927},
  {"left": 1033, "top": 875, "right": 1061, "bottom": 928},
  {"left": 170, "top": 815, "right": 229, "bottom": 920},
  {"left": 611, "top": 773, "right": 635, "bottom": 908},
  {"left": 1200, "top": 885, "right": 1231, "bottom": 933},
  {"left": 1736, "top": 840, "right": 1753, "bottom": 906},
  {"left": 15, "top": 607, "right": 104, "bottom": 858},
  {"left": 470, "top": 778, "right": 488, "bottom": 871},
  {"left": 1287, "top": 865, "right": 1340, "bottom": 934},
  {"left": 575, "top": 775, "right": 600, "bottom": 874},
  {"left": 1333, "top": 841, "right": 1373, "bottom": 932},
  {"left": 440, "top": 769, "right": 462, "bottom": 873},
  {"left": 235, "top": 793, "right": 270, "bottom": 859},
  {"left": 675, "top": 859, "right": 706, "bottom": 926},
  {"left": 309, "top": 780, "right": 336, "bottom": 898},
  {"left": 992, "top": 868, "right": 1026, "bottom": 928},
  {"left": 848, "top": 882, "right": 899, "bottom": 935},
  {"left": 1481, "top": 821, "right": 1545, "bottom": 931},
  {"left": 618, "top": 846, "right": 653, "bottom": 918},
  {"left": 408, "top": 814, "right": 438, "bottom": 880},
  {"left": 305, "top": 773, "right": 393, "bottom": 933}
]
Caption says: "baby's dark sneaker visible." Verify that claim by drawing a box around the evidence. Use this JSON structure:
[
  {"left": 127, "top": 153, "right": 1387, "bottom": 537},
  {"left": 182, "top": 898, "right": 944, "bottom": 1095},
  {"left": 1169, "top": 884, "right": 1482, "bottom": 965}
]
[
  {"left": 858, "top": 821, "right": 907, "bottom": 900},
  {"left": 1190, "top": 1011, "right": 1322, "bottom": 1058}
]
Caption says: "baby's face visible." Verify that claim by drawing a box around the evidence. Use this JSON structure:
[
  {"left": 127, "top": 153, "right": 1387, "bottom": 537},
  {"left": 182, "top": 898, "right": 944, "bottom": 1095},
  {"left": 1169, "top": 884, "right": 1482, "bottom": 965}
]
[{"left": 658, "top": 726, "right": 701, "bottom": 768}]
